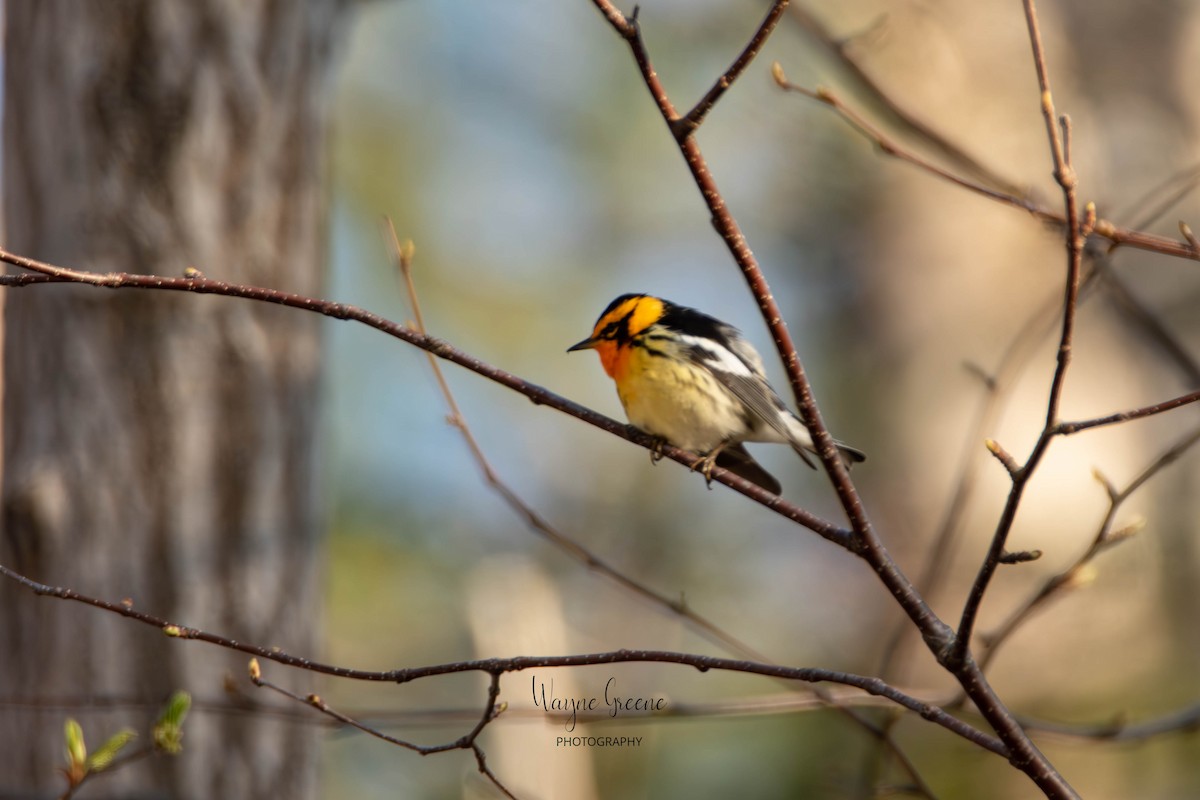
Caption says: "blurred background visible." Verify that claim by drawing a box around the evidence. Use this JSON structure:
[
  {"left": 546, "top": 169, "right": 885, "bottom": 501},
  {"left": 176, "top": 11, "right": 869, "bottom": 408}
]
[
  {"left": 5, "top": 1, "right": 1200, "bottom": 798},
  {"left": 322, "top": 1, "right": 1200, "bottom": 797}
]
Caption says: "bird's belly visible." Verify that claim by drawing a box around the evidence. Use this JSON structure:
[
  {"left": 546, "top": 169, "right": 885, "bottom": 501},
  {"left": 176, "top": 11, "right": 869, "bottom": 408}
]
[{"left": 618, "top": 363, "right": 747, "bottom": 453}]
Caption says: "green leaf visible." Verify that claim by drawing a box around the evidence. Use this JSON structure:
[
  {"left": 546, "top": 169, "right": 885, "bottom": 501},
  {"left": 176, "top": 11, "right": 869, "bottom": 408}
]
[
  {"left": 153, "top": 691, "right": 191, "bottom": 754},
  {"left": 86, "top": 729, "right": 136, "bottom": 772},
  {"left": 159, "top": 691, "right": 191, "bottom": 727},
  {"left": 64, "top": 718, "right": 87, "bottom": 770}
]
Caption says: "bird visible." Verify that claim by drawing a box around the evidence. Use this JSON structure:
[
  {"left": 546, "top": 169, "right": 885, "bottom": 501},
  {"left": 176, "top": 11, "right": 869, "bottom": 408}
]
[{"left": 568, "top": 293, "right": 864, "bottom": 494}]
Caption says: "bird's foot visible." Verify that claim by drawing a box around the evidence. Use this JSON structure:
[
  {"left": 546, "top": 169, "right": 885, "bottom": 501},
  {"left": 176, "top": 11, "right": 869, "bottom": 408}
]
[
  {"left": 689, "top": 448, "right": 724, "bottom": 490},
  {"left": 648, "top": 435, "right": 669, "bottom": 464}
]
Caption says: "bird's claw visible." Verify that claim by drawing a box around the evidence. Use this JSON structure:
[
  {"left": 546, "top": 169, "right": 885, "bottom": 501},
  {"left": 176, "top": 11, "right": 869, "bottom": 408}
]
[{"left": 689, "top": 452, "right": 718, "bottom": 490}]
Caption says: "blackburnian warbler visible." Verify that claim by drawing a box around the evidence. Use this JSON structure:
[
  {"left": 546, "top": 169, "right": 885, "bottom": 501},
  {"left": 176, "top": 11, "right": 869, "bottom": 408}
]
[{"left": 568, "top": 294, "right": 865, "bottom": 494}]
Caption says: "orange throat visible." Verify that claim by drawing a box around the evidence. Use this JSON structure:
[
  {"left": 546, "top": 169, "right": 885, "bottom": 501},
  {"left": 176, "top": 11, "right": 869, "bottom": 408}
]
[{"left": 595, "top": 341, "right": 632, "bottom": 381}]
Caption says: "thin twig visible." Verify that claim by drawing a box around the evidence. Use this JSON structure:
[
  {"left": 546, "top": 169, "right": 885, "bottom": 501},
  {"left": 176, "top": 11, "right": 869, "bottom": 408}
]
[
  {"left": 252, "top": 665, "right": 518, "bottom": 798},
  {"left": 951, "top": 0, "right": 1091, "bottom": 677},
  {"left": 788, "top": 6, "right": 1025, "bottom": 197},
  {"left": 382, "top": 220, "right": 774, "bottom": 664},
  {"left": 938, "top": 2, "right": 1089, "bottom": 795},
  {"left": 984, "top": 439, "right": 1020, "bottom": 476},
  {"left": 770, "top": 67, "right": 1199, "bottom": 264},
  {"left": 386, "top": 228, "right": 937, "bottom": 789},
  {"left": 673, "top": 0, "right": 791, "bottom": 139},
  {"left": 1020, "top": 701, "right": 1200, "bottom": 743},
  {"left": 1055, "top": 389, "right": 1200, "bottom": 435},
  {"left": 1121, "top": 163, "right": 1200, "bottom": 232},
  {"left": 58, "top": 746, "right": 156, "bottom": 800},
  {"left": 587, "top": 0, "right": 952, "bottom": 663},
  {"left": 977, "top": 423, "right": 1200, "bottom": 670},
  {"left": 0, "top": 248, "right": 852, "bottom": 548},
  {"left": 772, "top": 66, "right": 1034, "bottom": 210},
  {"left": 1096, "top": 262, "right": 1200, "bottom": 385},
  {"left": 0, "top": 560, "right": 1004, "bottom": 755},
  {"left": 585, "top": 5, "right": 1092, "bottom": 796},
  {"left": 876, "top": 276, "right": 1085, "bottom": 682},
  {"left": 1182, "top": 221, "right": 1200, "bottom": 253}
]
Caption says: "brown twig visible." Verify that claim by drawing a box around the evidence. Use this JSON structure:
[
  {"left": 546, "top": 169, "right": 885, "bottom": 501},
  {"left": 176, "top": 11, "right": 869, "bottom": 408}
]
[
  {"left": 382, "top": 220, "right": 774, "bottom": 664},
  {"left": 788, "top": 6, "right": 1026, "bottom": 198},
  {"left": 1054, "top": 389, "right": 1200, "bottom": 435},
  {"left": 772, "top": 65, "right": 1034, "bottom": 211},
  {"left": 876, "top": 276, "right": 1083, "bottom": 682},
  {"left": 1020, "top": 701, "right": 1200, "bottom": 743},
  {"left": 251, "top": 664, "right": 517, "bottom": 798},
  {"left": 584, "top": 4, "right": 1094, "bottom": 796},
  {"left": 951, "top": 0, "right": 1091, "bottom": 680},
  {"left": 0, "top": 248, "right": 852, "bottom": 548},
  {"left": 1121, "top": 163, "right": 1200, "bottom": 232},
  {"left": 587, "top": 0, "right": 952, "bottom": 667},
  {"left": 1182, "top": 221, "right": 1200, "bottom": 253},
  {"left": 673, "top": 0, "right": 791, "bottom": 139},
  {"left": 390, "top": 221, "right": 936, "bottom": 799},
  {"left": 932, "top": 2, "right": 1092, "bottom": 795},
  {"left": 984, "top": 438, "right": 1021, "bottom": 476},
  {"left": 770, "top": 67, "right": 1199, "bottom": 264},
  {"left": 0, "top": 561, "right": 1003, "bottom": 755},
  {"left": 1096, "top": 262, "right": 1200, "bottom": 385},
  {"left": 978, "top": 423, "right": 1200, "bottom": 670}
]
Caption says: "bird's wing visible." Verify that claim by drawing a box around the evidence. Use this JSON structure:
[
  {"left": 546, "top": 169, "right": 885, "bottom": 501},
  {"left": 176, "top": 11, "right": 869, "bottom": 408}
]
[
  {"left": 681, "top": 334, "right": 802, "bottom": 447},
  {"left": 684, "top": 328, "right": 866, "bottom": 470}
]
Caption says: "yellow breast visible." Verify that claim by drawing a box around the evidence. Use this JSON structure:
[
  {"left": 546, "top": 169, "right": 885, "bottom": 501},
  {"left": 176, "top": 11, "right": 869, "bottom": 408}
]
[{"left": 613, "top": 345, "right": 746, "bottom": 453}]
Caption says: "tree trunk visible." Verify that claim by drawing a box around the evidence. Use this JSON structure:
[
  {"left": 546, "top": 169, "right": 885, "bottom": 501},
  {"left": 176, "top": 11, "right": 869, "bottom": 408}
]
[{"left": 1, "top": 2, "right": 345, "bottom": 797}]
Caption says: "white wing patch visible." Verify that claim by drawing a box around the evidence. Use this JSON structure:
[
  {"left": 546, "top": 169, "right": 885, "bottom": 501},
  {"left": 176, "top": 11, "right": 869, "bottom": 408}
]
[
  {"left": 679, "top": 334, "right": 759, "bottom": 378},
  {"left": 680, "top": 333, "right": 804, "bottom": 450}
]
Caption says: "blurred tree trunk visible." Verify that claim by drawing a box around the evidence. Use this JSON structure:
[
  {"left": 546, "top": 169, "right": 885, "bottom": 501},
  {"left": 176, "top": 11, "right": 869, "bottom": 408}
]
[{"left": 1, "top": 2, "right": 346, "bottom": 797}]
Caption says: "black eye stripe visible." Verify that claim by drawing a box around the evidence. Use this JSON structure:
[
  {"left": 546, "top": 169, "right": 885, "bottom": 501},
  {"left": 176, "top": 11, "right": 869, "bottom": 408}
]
[{"left": 599, "top": 306, "right": 638, "bottom": 340}]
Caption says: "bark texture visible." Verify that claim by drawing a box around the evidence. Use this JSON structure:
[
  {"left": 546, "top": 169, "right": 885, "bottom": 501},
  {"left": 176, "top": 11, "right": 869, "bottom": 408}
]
[{"left": 1, "top": 2, "right": 345, "bottom": 796}]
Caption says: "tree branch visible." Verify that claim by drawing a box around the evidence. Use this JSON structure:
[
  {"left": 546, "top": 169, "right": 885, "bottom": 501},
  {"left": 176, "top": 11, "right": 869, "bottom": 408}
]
[
  {"left": 0, "top": 248, "right": 852, "bottom": 548},
  {"left": 770, "top": 67, "right": 1199, "bottom": 264},
  {"left": 583, "top": 5, "right": 1093, "bottom": 796},
  {"left": 1054, "top": 389, "right": 1200, "bottom": 435},
  {"left": 384, "top": 221, "right": 775, "bottom": 664},
  {"left": 951, "top": 0, "right": 1096, "bottom": 677},
  {"left": 977, "top": 424, "right": 1200, "bottom": 671},
  {"left": 252, "top": 665, "right": 517, "bottom": 798},
  {"left": 387, "top": 222, "right": 939, "bottom": 800},
  {"left": 0, "top": 561, "right": 1005, "bottom": 757},
  {"left": 673, "top": 0, "right": 791, "bottom": 139},
  {"left": 587, "top": 0, "right": 953, "bottom": 669},
  {"left": 1020, "top": 700, "right": 1200, "bottom": 743}
]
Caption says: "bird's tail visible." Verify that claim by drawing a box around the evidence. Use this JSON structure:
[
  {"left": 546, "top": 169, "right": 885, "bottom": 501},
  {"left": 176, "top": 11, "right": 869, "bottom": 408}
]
[
  {"left": 790, "top": 439, "right": 866, "bottom": 470},
  {"left": 782, "top": 413, "right": 865, "bottom": 470},
  {"left": 716, "top": 443, "right": 782, "bottom": 495}
]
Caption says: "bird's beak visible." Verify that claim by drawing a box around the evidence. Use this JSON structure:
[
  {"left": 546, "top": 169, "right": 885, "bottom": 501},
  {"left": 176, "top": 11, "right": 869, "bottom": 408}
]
[{"left": 567, "top": 336, "right": 599, "bottom": 353}]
